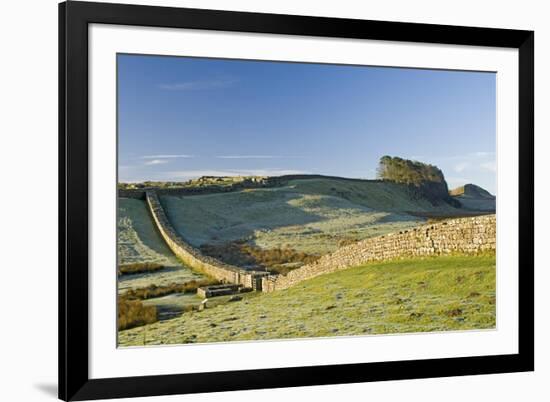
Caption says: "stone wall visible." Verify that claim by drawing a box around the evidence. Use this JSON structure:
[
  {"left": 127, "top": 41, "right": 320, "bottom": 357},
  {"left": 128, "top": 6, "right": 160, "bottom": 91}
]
[
  {"left": 142, "top": 189, "right": 495, "bottom": 293},
  {"left": 262, "top": 215, "right": 496, "bottom": 292},
  {"left": 145, "top": 191, "right": 266, "bottom": 287}
]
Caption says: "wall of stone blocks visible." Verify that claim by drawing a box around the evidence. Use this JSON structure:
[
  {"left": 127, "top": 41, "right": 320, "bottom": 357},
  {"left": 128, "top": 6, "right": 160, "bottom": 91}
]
[
  {"left": 262, "top": 214, "right": 496, "bottom": 292},
  {"left": 145, "top": 191, "right": 261, "bottom": 287},
  {"left": 143, "top": 189, "right": 495, "bottom": 293}
]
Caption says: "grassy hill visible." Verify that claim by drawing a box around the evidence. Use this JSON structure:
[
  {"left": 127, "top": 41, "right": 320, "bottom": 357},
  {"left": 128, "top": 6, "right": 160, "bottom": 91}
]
[
  {"left": 450, "top": 183, "right": 494, "bottom": 198},
  {"left": 450, "top": 184, "right": 496, "bottom": 212},
  {"left": 160, "top": 177, "right": 469, "bottom": 260},
  {"left": 118, "top": 254, "right": 496, "bottom": 346}
]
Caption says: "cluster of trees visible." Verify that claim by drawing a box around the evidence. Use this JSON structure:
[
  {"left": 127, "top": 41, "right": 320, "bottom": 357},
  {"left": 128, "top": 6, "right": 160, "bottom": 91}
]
[
  {"left": 376, "top": 155, "right": 445, "bottom": 185},
  {"left": 376, "top": 156, "right": 459, "bottom": 207}
]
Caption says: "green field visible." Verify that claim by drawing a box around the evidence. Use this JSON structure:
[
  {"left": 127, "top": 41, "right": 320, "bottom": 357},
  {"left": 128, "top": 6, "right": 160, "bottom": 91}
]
[
  {"left": 160, "top": 178, "right": 464, "bottom": 256},
  {"left": 117, "top": 198, "right": 205, "bottom": 293},
  {"left": 118, "top": 254, "right": 496, "bottom": 346}
]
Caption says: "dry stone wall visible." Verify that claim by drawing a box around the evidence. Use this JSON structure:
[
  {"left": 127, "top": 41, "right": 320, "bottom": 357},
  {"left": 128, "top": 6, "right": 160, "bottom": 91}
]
[
  {"left": 145, "top": 191, "right": 267, "bottom": 287},
  {"left": 262, "top": 215, "right": 496, "bottom": 292},
  {"left": 144, "top": 188, "right": 495, "bottom": 293}
]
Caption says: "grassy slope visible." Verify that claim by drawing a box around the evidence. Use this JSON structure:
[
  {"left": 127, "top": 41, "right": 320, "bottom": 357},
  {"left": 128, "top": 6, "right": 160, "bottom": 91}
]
[
  {"left": 449, "top": 184, "right": 496, "bottom": 212},
  {"left": 161, "top": 178, "right": 462, "bottom": 255},
  {"left": 118, "top": 198, "right": 205, "bottom": 292},
  {"left": 453, "top": 197, "right": 496, "bottom": 211},
  {"left": 118, "top": 254, "right": 496, "bottom": 346},
  {"left": 118, "top": 198, "right": 181, "bottom": 265}
]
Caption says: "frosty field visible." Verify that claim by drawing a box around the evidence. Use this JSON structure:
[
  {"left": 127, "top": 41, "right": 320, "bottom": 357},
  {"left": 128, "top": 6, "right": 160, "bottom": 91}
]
[
  {"left": 116, "top": 175, "right": 496, "bottom": 336},
  {"left": 117, "top": 198, "right": 205, "bottom": 293},
  {"left": 118, "top": 254, "right": 496, "bottom": 346},
  {"left": 159, "top": 178, "right": 455, "bottom": 256}
]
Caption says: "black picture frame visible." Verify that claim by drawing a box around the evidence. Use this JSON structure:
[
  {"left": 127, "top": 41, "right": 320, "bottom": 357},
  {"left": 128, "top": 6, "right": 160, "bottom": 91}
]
[{"left": 59, "top": 1, "right": 534, "bottom": 400}]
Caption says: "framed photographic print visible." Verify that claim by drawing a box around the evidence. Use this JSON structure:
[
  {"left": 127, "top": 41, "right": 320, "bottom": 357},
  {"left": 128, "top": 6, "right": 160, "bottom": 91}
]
[{"left": 59, "top": 1, "right": 534, "bottom": 400}]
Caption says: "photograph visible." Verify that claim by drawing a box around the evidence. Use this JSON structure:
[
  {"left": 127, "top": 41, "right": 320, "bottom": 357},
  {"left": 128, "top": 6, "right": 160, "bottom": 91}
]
[{"left": 116, "top": 54, "right": 497, "bottom": 347}]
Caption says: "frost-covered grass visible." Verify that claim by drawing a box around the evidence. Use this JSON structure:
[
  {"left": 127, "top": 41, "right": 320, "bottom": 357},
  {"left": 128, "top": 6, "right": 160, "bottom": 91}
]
[
  {"left": 118, "top": 198, "right": 180, "bottom": 266},
  {"left": 118, "top": 254, "right": 496, "bottom": 346},
  {"left": 117, "top": 198, "right": 205, "bottom": 293},
  {"left": 160, "top": 178, "right": 439, "bottom": 255}
]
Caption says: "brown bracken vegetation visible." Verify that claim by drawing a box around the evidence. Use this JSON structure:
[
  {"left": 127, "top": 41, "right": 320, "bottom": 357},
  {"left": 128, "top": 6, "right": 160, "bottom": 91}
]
[
  {"left": 118, "top": 262, "right": 165, "bottom": 275},
  {"left": 118, "top": 298, "right": 157, "bottom": 330},
  {"left": 122, "top": 279, "right": 216, "bottom": 301},
  {"left": 118, "top": 279, "right": 217, "bottom": 330},
  {"left": 200, "top": 240, "right": 320, "bottom": 275}
]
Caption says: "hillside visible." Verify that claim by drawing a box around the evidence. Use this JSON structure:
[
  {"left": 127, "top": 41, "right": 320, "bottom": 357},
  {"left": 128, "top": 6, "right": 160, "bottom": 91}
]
[
  {"left": 160, "top": 177, "right": 466, "bottom": 258},
  {"left": 159, "top": 176, "right": 493, "bottom": 273},
  {"left": 117, "top": 198, "right": 205, "bottom": 293},
  {"left": 118, "top": 254, "right": 496, "bottom": 346},
  {"left": 450, "top": 184, "right": 496, "bottom": 212},
  {"left": 117, "top": 176, "right": 496, "bottom": 332}
]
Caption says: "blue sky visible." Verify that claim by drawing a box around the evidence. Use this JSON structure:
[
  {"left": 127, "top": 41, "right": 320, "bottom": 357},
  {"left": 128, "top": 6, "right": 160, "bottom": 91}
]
[{"left": 118, "top": 54, "right": 496, "bottom": 194}]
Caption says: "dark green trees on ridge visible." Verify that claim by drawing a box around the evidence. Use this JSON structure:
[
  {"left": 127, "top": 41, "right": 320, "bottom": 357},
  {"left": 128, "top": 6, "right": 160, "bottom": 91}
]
[
  {"left": 377, "top": 155, "right": 459, "bottom": 207},
  {"left": 377, "top": 155, "right": 446, "bottom": 185}
]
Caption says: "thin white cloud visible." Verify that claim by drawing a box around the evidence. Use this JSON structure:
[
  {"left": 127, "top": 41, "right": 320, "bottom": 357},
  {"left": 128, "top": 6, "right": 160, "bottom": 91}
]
[
  {"left": 159, "top": 78, "right": 237, "bottom": 91},
  {"left": 480, "top": 161, "right": 497, "bottom": 172},
  {"left": 165, "top": 168, "right": 309, "bottom": 180},
  {"left": 453, "top": 162, "right": 470, "bottom": 173},
  {"left": 141, "top": 154, "right": 194, "bottom": 159},
  {"left": 216, "top": 155, "right": 278, "bottom": 159},
  {"left": 437, "top": 151, "right": 495, "bottom": 162},
  {"left": 144, "top": 159, "right": 168, "bottom": 166},
  {"left": 470, "top": 151, "right": 494, "bottom": 158},
  {"left": 433, "top": 151, "right": 496, "bottom": 177},
  {"left": 216, "top": 155, "right": 306, "bottom": 159}
]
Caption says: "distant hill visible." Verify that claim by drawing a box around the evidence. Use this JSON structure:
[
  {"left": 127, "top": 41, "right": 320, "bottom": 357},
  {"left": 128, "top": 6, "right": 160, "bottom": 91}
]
[
  {"left": 450, "top": 184, "right": 495, "bottom": 212},
  {"left": 118, "top": 154, "right": 496, "bottom": 262},
  {"left": 159, "top": 176, "right": 488, "bottom": 258},
  {"left": 450, "top": 184, "right": 494, "bottom": 199}
]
